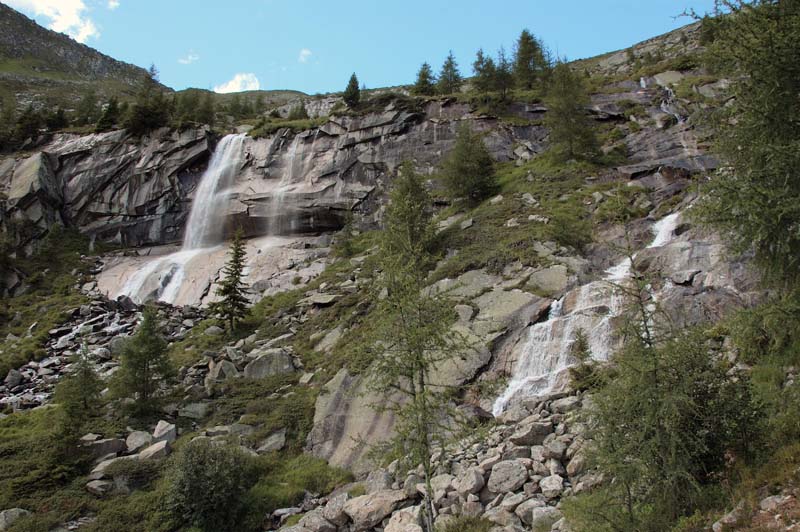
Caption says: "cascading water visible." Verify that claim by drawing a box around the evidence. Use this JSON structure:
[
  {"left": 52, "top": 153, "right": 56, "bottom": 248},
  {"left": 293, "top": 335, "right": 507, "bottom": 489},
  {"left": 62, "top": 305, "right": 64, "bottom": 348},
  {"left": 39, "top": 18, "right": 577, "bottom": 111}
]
[
  {"left": 492, "top": 212, "right": 682, "bottom": 416},
  {"left": 118, "top": 133, "right": 247, "bottom": 304}
]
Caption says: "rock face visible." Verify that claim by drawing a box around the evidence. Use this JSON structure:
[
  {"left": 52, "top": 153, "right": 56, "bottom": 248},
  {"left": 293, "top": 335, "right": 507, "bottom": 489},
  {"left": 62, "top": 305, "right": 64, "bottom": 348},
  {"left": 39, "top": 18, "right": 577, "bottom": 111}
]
[{"left": 1, "top": 100, "right": 545, "bottom": 251}]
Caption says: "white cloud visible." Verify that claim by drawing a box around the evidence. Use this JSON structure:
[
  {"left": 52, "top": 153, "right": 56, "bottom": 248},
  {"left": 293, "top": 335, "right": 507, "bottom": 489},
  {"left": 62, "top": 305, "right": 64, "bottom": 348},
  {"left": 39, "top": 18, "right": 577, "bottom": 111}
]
[
  {"left": 214, "top": 73, "right": 261, "bottom": 93},
  {"left": 298, "top": 48, "right": 312, "bottom": 63},
  {"left": 178, "top": 52, "right": 200, "bottom": 65},
  {"left": 6, "top": 0, "right": 100, "bottom": 43},
  {"left": 107, "top": 0, "right": 120, "bottom": 10}
]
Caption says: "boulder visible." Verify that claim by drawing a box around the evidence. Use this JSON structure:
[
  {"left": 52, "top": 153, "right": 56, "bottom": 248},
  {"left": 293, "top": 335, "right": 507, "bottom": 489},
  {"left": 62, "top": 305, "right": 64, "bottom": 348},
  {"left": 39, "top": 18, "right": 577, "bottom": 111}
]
[
  {"left": 84, "top": 438, "right": 127, "bottom": 458},
  {"left": 3, "top": 370, "right": 22, "bottom": 388},
  {"left": 257, "top": 428, "right": 287, "bottom": 454},
  {"left": 521, "top": 505, "right": 562, "bottom": 529},
  {"left": 86, "top": 479, "right": 114, "bottom": 496},
  {"left": 178, "top": 402, "right": 210, "bottom": 419},
  {"left": 126, "top": 431, "right": 153, "bottom": 453},
  {"left": 297, "top": 508, "right": 336, "bottom": 532},
  {"left": 365, "top": 469, "right": 393, "bottom": 493},
  {"left": 204, "top": 325, "right": 224, "bottom": 336},
  {"left": 244, "top": 349, "right": 295, "bottom": 379},
  {"left": 551, "top": 396, "right": 581, "bottom": 413},
  {"left": 342, "top": 490, "right": 407, "bottom": 531},
  {"left": 487, "top": 460, "right": 528, "bottom": 493},
  {"left": 322, "top": 492, "right": 350, "bottom": 527},
  {"left": 540, "top": 474, "right": 564, "bottom": 499},
  {"left": 510, "top": 420, "right": 553, "bottom": 446},
  {"left": 152, "top": 420, "right": 176, "bottom": 443},
  {"left": 0, "top": 508, "right": 31, "bottom": 530},
  {"left": 454, "top": 468, "right": 485, "bottom": 496},
  {"left": 514, "top": 498, "right": 546, "bottom": 524},
  {"left": 384, "top": 505, "right": 423, "bottom": 532},
  {"left": 139, "top": 440, "right": 170, "bottom": 460}
]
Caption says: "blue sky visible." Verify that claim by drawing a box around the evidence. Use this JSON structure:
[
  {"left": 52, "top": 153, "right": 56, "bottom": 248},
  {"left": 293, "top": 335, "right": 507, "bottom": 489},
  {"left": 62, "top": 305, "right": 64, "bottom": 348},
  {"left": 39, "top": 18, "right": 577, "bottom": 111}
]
[{"left": 7, "top": 0, "right": 717, "bottom": 94}]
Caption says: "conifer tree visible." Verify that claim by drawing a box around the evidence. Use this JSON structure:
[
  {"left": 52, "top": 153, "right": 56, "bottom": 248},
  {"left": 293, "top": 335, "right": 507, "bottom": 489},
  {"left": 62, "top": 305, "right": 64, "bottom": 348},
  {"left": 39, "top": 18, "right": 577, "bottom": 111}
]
[
  {"left": 513, "top": 29, "right": 548, "bottom": 89},
  {"left": 124, "top": 64, "right": 171, "bottom": 136},
  {"left": 14, "top": 105, "right": 42, "bottom": 142},
  {"left": 543, "top": 62, "right": 598, "bottom": 160},
  {"left": 55, "top": 343, "right": 102, "bottom": 436},
  {"left": 343, "top": 73, "right": 361, "bottom": 107},
  {"left": 694, "top": 0, "right": 800, "bottom": 287},
  {"left": 495, "top": 47, "right": 514, "bottom": 99},
  {"left": 45, "top": 107, "right": 69, "bottom": 131},
  {"left": 368, "top": 162, "right": 463, "bottom": 532},
  {"left": 440, "top": 124, "right": 496, "bottom": 205},
  {"left": 0, "top": 97, "right": 16, "bottom": 149},
  {"left": 412, "top": 62, "right": 436, "bottom": 96},
  {"left": 472, "top": 48, "right": 497, "bottom": 93},
  {"left": 436, "top": 51, "right": 462, "bottom": 95},
  {"left": 210, "top": 229, "right": 250, "bottom": 330},
  {"left": 288, "top": 102, "right": 309, "bottom": 120},
  {"left": 95, "top": 97, "right": 120, "bottom": 132},
  {"left": 75, "top": 89, "right": 99, "bottom": 126},
  {"left": 114, "top": 305, "right": 174, "bottom": 411}
]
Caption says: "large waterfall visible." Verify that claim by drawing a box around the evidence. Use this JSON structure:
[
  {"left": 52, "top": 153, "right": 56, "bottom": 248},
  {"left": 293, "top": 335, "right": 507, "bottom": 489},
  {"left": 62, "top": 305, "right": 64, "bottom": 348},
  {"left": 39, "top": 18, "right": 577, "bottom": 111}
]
[
  {"left": 492, "top": 212, "right": 682, "bottom": 415},
  {"left": 118, "top": 134, "right": 246, "bottom": 304}
]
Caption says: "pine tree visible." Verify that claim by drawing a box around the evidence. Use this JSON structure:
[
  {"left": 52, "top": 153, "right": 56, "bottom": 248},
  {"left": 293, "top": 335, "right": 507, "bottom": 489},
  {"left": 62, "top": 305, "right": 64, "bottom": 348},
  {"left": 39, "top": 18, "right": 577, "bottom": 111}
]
[
  {"left": 412, "top": 62, "right": 436, "bottom": 96},
  {"left": 543, "top": 62, "right": 598, "bottom": 161},
  {"left": 436, "top": 51, "right": 462, "bottom": 95},
  {"left": 210, "top": 229, "right": 250, "bottom": 330},
  {"left": 14, "top": 105, "right": 42, "bottom": 142},
  {"left": 228, "top": 94, "right": 242, "bottom": 118},
  {"left": 440, "top": 124, "right": 496, "bottom": 205},
  {"left": 343, "top": 73, "right": 360, "bottom": 107},
  {"left": 513, "top": 29, "right": 548, "bottom": 90},
  {"left": 472, "top": 48, "right": 497, "bottom": 93},
  {"left": 45, "top": 107, "right": 68, "bottom": 131},
  {"left": 368, "top": 162, "right": 464, "bottom": 531},
  {"left": 54, "top": 343, "right": 102, "bottom": 436},
  {"left": 0, "top": 97, "right": 16, "bottom": 149},
  {"left": 95, "top": 97, "right": 120, "bottom": 132},
  {"left": 113, "top": 305, "right": 174, "bottom": 411}
]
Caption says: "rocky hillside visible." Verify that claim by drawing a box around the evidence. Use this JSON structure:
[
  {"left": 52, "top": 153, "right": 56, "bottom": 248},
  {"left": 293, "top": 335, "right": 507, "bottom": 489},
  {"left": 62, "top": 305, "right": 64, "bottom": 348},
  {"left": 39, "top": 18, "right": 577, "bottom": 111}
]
[
  {"left": 0, "top": 2, "right": 156, "bottom": 107},
  {"left": 1, "top": 13, "right": 796, "bottom": 532}
]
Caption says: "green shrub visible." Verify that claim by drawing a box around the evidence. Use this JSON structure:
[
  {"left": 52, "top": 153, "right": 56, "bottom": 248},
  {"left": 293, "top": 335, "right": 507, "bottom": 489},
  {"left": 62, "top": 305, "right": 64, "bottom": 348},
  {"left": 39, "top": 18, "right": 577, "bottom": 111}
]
[
  {"left": 437, "top": 516, "right": 493, "bottom": 532},
  {"left": 164, "top": 440, "right": 258, "bottom": 532}
]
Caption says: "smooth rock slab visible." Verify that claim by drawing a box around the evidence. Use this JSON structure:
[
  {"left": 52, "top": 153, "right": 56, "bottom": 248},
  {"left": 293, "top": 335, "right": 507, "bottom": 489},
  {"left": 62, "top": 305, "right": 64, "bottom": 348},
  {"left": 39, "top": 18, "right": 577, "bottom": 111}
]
[
  {"left": 244, "top": 350, "right": 295, "bottom": 379},
  {"left": 139, "top": 440, "right": 170, "bottom": 460}
]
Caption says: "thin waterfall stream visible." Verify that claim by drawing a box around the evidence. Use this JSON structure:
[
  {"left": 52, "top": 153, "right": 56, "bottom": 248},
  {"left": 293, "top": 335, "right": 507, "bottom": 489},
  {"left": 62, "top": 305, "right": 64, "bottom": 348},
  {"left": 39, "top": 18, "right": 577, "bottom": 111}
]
[{"left": 492, "top": 212, "right": 682, "bottom": 416}]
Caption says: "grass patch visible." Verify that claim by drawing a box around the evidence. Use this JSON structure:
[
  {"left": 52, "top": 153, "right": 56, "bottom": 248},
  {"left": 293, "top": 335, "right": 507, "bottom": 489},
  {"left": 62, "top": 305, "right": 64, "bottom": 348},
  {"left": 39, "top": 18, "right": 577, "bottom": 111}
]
[{"left": 249, "top": 117, "right": 327, "bottom": 138}]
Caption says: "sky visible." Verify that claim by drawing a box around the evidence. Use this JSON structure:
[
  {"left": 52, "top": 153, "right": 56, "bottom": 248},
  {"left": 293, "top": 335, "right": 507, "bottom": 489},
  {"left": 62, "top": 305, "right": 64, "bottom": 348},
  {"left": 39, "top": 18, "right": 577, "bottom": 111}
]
[{"left": 6, "top": 0, "right": 718, "bottom": 94}]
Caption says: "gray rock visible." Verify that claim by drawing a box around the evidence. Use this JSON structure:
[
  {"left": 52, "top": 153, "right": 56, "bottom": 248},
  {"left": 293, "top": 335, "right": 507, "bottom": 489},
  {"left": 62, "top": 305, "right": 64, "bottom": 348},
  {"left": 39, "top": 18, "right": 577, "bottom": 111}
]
[
  {"left": 152, "top": 420, "right": 176, "bottom": 443},
  {"left": 487, "top": 460, "right": 528, "bottom": 494},
  {"left": 510, "top": 421, "right": 553, "bottom": 446},
  {"left": 86, "top": 479, "right": 114, "bottom": 496},
  {"left": 178, "top": 402, "right": 210, "bottom": 419},
  {"left": 126, "top": 431, "right": 153, "bottom": 453},
  {"left": 139, "top": 440, "right": 170, "bottom": 460},
  {"left": 366, "top": 469, "right": 393, "bottom": 493},
  {"left": 454, "top": 468, "right": 485, "bottom": 496},
  {"left": 244, "top": 349, "right": 295, "bottom": 379},
  {"left": 4, "top": 370, "right": 22, "bottom": 388},
  {"left": 322, "top": 492, "right": 350, "bottom": 527},
  {"left": 297, "top": 508, "right": 336, "bottom": 532},
  {"left": 342, "top": 490, "right": 407, "bottom": 531},
  {"left": 0, "top": 508, "right": 31, "bottom": 530},
  {"left": 551, "top": 396, "right": 581, "bottom": 413},
  {"left": 84, "top": 438, "right": 127, "bottom": 459},
  {"left": 540, "top": 474, "right": 564, "bottom": 499},
  {"left": 257, "top": 429, "right": 287, "bottom": 454},
  {"left": 204, "top": 325, "right": 224, "bottom": 336}
]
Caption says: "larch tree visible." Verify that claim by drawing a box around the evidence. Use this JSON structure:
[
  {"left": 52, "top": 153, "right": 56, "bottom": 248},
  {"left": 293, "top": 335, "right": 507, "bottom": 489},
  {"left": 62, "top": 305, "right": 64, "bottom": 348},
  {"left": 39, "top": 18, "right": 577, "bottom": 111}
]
[
  {"left": 543, "top": 61, "right": 598, "bottom": 161},
  {"left": 472, "top": 48, "right": 497, "bottom": 93},
  {"left": 440, "top": 124, "right": 496, "bottom": 205},
  {"left": 513, "top": 29, "right": 549, "bottom": 89}
]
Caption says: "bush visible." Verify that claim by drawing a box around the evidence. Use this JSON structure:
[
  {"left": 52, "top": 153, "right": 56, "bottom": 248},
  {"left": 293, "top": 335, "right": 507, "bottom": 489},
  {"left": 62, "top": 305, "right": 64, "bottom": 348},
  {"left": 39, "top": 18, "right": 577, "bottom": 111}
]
[
  {"left": 164, "top": 439, "right": 258, "bottom": 532},
  {"left": 437, "top": 516, "right": 493, "bottom": 532},
  {"left": 440, "top": 125, "right": 497, "bottom": 206}
]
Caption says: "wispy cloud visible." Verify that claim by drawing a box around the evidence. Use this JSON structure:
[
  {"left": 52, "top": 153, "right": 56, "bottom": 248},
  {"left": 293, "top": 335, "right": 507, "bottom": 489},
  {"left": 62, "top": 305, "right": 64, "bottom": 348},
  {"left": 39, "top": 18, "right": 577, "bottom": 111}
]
[
  {"left": 178, "top": 52, "right": 200, "bottom": 65},
  {"left": 214, "top": 73, "right": 261, "bottom": 93},
  {"left": 298, "top": 48, "right": 312, "bottom": 63},
  {"left": 6, "top": 0, "right": 100, "bottom": 43},
  {"left": 107, "top": 0, "right": 119, "bottom": 10}
]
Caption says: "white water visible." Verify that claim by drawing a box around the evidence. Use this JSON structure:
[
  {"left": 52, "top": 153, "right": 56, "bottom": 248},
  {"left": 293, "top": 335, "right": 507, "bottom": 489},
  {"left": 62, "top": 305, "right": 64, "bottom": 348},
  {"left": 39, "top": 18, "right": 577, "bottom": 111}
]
[
  {"left": 117, "top": 134, "right": 246, "bottom": 304},
  {"left": 492, "top": 212, "right": 682, "bottom": 416}
]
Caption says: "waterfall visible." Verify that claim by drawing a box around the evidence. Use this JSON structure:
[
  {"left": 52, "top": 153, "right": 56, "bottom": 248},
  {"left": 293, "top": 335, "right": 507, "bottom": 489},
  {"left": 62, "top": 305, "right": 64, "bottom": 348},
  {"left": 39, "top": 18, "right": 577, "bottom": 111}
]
[
  {"left": 183, "top": 134, "right": 247, "bottom": 249},
  {"left": 492, "top": 212, "right": 682, "bottom": 416},
  {"left": 118, "top": 133, "right": 246, "bottom": 304}
]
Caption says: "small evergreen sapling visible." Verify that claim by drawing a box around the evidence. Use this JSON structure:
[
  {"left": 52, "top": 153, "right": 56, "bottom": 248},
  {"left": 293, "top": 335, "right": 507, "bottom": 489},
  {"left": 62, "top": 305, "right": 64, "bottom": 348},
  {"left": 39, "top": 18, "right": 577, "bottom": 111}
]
[{"left": 210, "top": 229, "right": 250, "bottom": 330}]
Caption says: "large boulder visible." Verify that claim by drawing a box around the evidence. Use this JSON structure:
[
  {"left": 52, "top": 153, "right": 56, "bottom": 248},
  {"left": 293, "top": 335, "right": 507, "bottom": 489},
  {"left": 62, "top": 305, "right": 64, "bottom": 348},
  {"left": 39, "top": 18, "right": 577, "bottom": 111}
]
[
  {"left": 126, "top": 431, "right": 153, "bottom": 453},
  {"left": 0, "top": 508, "right": 31, "bottom": 530},
  {"left": 487, "top": 460, "right": 528, "bottom": 493},
  {"left": 342, "top": 490, "right": 407, "bottom": 531},
  {"left": 152, "top": 420, "right": 177, "bottom": 443},
  {"left": 244, "top": 349, "right": 296, "bottom": 379}
]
